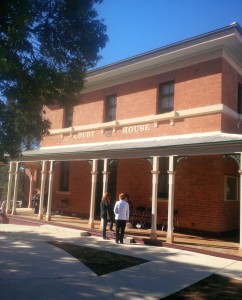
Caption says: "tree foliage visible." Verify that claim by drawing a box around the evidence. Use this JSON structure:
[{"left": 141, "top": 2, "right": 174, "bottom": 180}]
[{"left": 0, "top": 0, "right": 108, "bottom": 161}]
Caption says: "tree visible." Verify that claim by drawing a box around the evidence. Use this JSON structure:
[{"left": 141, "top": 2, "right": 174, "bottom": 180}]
[{"left": 0, "top": 0, "right": 108, "bottom": 161}]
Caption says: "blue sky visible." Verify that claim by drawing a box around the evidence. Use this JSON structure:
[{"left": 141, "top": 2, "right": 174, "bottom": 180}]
[{"left": 94, "top": 0, "right": 242, "bottom": 69}]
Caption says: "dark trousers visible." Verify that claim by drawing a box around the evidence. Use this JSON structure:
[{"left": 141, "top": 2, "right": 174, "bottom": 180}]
[
  {"left": 115, "top": 220, "right": 126, "bottom": 243},
  {"left": 101, "top": 218, "right": 108, "bottom": 238},
  {"left": 109, "top": 217, "right": 115, "bottom": 230}
]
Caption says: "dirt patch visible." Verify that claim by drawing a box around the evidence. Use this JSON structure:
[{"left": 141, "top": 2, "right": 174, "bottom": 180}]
[
  {"left": 48, "top": 241, "right": 149, "bottom": 276},
  {"left": 162, "top": 274, "right": 242, "bottom": 299},
  {"left": 48, "top": 241, "right": 242, "bottom": 298}
]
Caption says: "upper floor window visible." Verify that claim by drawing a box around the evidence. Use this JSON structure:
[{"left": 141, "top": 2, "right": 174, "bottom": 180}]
[
  {"left": 59, "top": 161, "right": 70, "bottom": 192},
  {"left": 238, "top": 84, "right": 242, "bottom": 114},
  {"left": 157, "top": 81, "right": 174, "bottom": 114},
  {"left": 63, "top": 106, "right": 73, "bottom": 128},
  {"left": 104, "top": 94, "right": 117, "bottom": 122}
]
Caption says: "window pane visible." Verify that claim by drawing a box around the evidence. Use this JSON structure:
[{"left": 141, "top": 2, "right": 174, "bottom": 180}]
[
  {"left": 161, "top": 84, "right": 170, "bottom": 95},
  {"left": 158, "top": 157, "right": 169, "bottom": 198},
  {"left": 59, "top": 161, "right": 70, "bottom": 192},
  {"left": 105, "top": 94, "right": 117, "bottom": 122},
  {"left": 238, "top": 85, "right": 242, "bottom": 114},
  {"left": 158, "top": 81, "right": 174, "bottom": 114},
  {"left": 63, "top": 107, "right": 73, "bottom": 128},
  {"left": 169, "top": 83, "right": 174, "bottom": 94},
  {"left": 225, "top": 176, "right": 238, "bottom": 201}
]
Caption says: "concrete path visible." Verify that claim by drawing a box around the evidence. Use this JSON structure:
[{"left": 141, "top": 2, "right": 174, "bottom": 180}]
[{"left": 0, "top": 224, "right": 242, "bottom": 300}]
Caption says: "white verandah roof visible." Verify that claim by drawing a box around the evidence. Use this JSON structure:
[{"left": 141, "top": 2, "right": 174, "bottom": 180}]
[{"left": 14, "top": 132, "right": 242, "bottom": 162}]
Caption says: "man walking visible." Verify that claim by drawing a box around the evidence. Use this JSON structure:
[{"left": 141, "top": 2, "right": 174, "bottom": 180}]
[{"left": 114, "top": 193, "right": 129, "bottom": 244}]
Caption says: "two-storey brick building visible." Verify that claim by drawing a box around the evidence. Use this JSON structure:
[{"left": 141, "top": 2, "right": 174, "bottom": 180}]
[{"left": 6, "top": 23, "right": 242, "bottom": 253}]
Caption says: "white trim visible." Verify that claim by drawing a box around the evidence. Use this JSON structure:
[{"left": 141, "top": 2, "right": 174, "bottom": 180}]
[
  {"left": 83, "top": 49, "right": 224, "bottom": 93},
  {"left": 14, "top": 131, "right": 242, "bottom": 162},
  {"left": 222, "top": 48, "right": 242, "bottom": 75},
  {"left": 83, "top": 30, "right": 242, "bottom": 92},
  {"left": 49, "top": 104, "right": 238, "bottom": 137},
  {"left": 38, "top": 131, "right": 242, "bottom": 154},
  {"left": 41, "top": 131, "right": 223, "bottom": 150}
]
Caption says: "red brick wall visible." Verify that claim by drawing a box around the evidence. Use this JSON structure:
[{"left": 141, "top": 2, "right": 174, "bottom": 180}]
[
  {"left": 52, "top": 160, "right": 92, "bottom": 217},
  {"left": 222, "top": 59, "right": 239, "bottom": 110},
  {"left": 41, "top": 58, "right": 233, "bottom": 148},
  {"left": 116, "top": 158, "right": 152, "bottom": 205},
  {"left": 44, "top": 105, "right": 64, "bottom": 130},
  {"left": 39, "top": 56, "right": 241, "bottom": 234},
  {"left": 114, "top": 156, "right": 239, "bottom": 233},
  {"left": 175, "top": 59, "right": 222, "bottom": 110},
  {"left": 49, "top": 155, "right": 240, "bottom": 234},
  {"left": 175, "top": 155, "right": 239, "bottom": 233}
]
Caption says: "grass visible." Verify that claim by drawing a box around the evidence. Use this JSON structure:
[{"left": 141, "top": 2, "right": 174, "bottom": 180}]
[{"left": 48, "top": 241, "right": 149, "bottom": 276}]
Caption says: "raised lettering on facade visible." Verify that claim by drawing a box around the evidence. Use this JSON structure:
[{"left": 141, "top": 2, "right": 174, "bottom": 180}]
[
  {"left": 73, "top": 131, "right": 95, "bottom": 139},
  {"left": 122, "top": 124, "right": 150, "bottom": 134}
]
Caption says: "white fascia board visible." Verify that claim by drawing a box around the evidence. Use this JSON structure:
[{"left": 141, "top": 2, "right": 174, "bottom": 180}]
[
  {"left": 222, "top": 48, "right": 242, "bottom": 75},
  {"left": 83, "top": 49, "right": 224, "bottom": 93},
  {"left": 84, "top": 32, "right": 242, "bottom": 92}
]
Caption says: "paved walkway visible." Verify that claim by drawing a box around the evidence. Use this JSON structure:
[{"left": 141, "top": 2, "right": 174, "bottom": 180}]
[
  {"left": 0, "top": 224, "right": 242, "bottom": 300},
  {"left": 9, "top": 208, "right": 242, "bottom": 259}
]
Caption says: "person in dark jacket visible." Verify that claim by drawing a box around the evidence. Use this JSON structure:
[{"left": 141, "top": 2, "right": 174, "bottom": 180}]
[
  {"left": 107, "top": 197, "right": 115, "bottom": 231},
  {"left": 100, "top": 193, "right": 110, "bottom": 239}
]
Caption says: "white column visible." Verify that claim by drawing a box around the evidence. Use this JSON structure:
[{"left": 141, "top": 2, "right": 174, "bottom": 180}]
[
  {"left": 6, "top": 162, "right": 15, "bottom": 214},
  {"left": 150, "top": 156, "right": 160, "bottom": 239},
  {"left": 28, "top": 168, "right": 36, "bottom": 208},
  {"left": 166, "top": 155, "right": 176, "bottom": 243},
  {"left": 239, "top": 153, "right": 242, "bottom": 256},
  {"left": 38, "top": 161, "right": 47, "bottom": 220},
  {"left": 102, "top": 159, "right": 109, "bottom": 194},
  {"left": 89, "top": 159, "right": 98, "bottom": 228},
  {"left": 12, "top": 162, "right": 20, "bottom": 215},
  {"left": 46, "top": 161, "right": 55, "bottom": 221}
]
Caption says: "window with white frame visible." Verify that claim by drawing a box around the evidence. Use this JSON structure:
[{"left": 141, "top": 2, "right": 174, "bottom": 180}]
[{"left": 224, "top": 175, "right": 238, "bottom": 201}]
